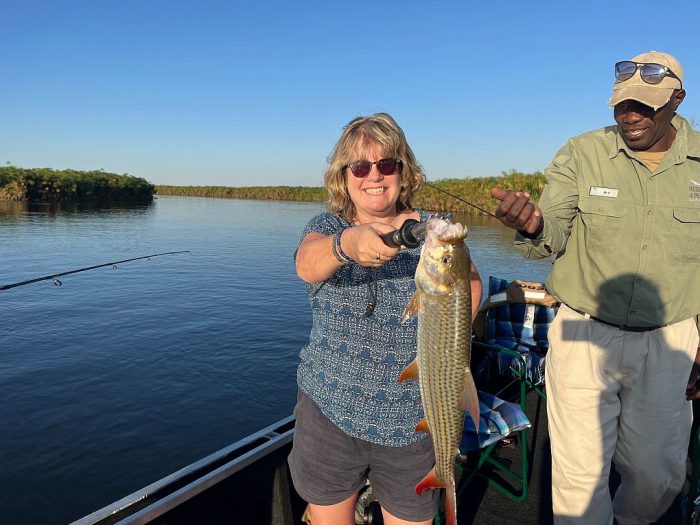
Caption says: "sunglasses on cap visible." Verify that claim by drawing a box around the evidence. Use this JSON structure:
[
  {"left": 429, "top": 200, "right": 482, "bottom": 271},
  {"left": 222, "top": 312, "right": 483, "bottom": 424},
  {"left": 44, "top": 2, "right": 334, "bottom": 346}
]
[
  {"left": 614, "top": 61, "right": 682, "bottom": 87},
  {"left": 345, "top": 158, "right": 402, "bottom": 178}
]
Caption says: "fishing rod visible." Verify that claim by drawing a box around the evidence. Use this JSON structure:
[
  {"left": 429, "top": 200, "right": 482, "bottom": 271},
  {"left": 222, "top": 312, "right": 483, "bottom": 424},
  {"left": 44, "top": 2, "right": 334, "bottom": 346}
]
[
  {"left": 380, "top": 181, "right": 498, "bottom": 248},
  {"left": 0, "top": 251, "right": 190, "bottom": 291},
  {"left": 423, "top": 181, "right": 498, "bottom": 219}
]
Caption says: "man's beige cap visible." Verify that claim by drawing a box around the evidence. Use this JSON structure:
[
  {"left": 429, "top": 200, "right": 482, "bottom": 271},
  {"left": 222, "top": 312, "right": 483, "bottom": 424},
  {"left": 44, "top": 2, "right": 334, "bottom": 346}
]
[{"left": 609, "top": 51, "right": 683, "bottom": 110}]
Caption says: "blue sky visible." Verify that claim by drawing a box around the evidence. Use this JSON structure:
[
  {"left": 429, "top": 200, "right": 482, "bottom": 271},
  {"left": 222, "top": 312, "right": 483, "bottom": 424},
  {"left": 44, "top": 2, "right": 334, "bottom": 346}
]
[{"left": 2, "top": 1, "right": 699, "bottom": 187}]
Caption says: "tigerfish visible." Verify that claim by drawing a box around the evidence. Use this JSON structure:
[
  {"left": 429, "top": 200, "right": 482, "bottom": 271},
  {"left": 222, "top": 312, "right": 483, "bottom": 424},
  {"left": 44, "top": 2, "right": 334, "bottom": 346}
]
[{"left": 400, "top": 216, "right": 479, "bottom": 525}]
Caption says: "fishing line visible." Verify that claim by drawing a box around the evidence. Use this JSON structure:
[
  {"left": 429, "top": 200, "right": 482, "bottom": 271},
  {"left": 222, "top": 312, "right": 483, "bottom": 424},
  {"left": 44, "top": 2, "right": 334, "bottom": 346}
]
[
  {"left": 423, "top": 181, "right": 498, "bottom": 219},
  {"left": 0, "top": 251, "right": 190, "bottom": 291}
]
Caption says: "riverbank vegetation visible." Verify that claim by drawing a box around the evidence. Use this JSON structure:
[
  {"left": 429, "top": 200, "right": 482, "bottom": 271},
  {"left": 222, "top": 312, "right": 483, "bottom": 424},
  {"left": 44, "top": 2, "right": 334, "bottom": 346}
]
[
  {"left": 156, "top": 170, "right": 546, "bottom": 214},
  {"left": 0, "top": 166, "right": 545, "bottom": 213},
  {"left": 0, "top": 167, "right": 154, "bottom": 203},
  {"left": 155, "top": 184, "right": 324, "bottom": 202}
]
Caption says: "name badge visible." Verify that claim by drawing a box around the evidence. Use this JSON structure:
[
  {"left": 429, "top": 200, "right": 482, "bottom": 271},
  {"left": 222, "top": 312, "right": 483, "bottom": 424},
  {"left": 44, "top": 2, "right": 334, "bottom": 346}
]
[{"left": 589, "top": 186, "right": 619, "bottom": 198}]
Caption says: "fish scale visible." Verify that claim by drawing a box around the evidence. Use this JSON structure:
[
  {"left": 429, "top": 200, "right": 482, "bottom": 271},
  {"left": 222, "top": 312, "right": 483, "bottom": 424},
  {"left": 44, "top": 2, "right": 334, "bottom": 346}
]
[{"left": 418, "top": 286, "right": 472, "bottom": 484}]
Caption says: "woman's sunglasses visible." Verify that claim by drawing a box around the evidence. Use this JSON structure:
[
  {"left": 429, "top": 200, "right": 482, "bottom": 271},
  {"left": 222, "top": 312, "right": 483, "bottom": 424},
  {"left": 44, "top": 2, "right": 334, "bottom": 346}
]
[
  {"left": 345, "top": 158, "right": 402, "bottom": 178},
  {"left": 614, "top": 61, "right": 682, "bottom": 87}
]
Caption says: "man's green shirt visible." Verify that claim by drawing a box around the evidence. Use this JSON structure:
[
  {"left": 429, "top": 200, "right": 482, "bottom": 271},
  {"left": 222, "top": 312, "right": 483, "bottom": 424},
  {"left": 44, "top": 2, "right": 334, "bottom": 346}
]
[{"left": 516, "top": 114, "right": 700, "bottom": 331}]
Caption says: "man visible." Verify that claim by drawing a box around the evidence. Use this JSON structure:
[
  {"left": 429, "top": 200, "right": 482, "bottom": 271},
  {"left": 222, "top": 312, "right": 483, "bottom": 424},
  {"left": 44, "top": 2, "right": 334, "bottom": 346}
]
[{"left": 491, "top": 51, "right": 700, "bottom": 524}]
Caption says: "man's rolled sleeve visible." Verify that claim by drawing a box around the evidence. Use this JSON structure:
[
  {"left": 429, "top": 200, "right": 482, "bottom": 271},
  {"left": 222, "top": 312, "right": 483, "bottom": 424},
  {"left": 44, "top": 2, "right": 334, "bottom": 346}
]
[{"left": 515, "top": 220, "right": 554, "bottom": 258}]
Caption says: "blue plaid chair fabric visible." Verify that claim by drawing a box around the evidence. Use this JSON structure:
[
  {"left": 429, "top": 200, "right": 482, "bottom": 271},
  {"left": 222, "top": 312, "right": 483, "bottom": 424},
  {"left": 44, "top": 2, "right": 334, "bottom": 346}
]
[
  {"left": 460, "top": 390, "right": 532, "bottom": 452},
  {"left": 475, "top": 276, "right": 558, "bottom": 386}
]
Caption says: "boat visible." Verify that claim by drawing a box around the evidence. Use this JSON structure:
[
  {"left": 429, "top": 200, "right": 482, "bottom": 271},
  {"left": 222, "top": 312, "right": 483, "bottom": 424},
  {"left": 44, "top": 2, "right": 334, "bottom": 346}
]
[{"left": 70, "top": 393, "right": 694, "bottom": 525}]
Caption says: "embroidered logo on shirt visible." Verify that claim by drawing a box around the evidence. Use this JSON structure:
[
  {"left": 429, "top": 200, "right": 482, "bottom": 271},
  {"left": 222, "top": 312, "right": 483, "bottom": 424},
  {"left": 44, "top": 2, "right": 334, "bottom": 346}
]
[
  {"left": 691, "top": 180, "right": 700, "bottom": 202},
  {"left": 589, "top": 186, "right": 619, "bottom": 198}
]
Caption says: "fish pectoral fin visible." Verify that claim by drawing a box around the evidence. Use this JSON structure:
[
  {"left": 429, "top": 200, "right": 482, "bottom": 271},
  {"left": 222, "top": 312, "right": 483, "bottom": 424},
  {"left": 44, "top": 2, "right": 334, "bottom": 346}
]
[
  {"left": 414, "top": 418, "right": 430, "bottom": 434},
  {"left": 398, "top": 359, "right": 419, "bottom": 383},
  {"left": 459, "top": 369, "right": 480, "bottom": 428},
  {"left": 401, "top": 292, "right": 421, "bottom": 321},
  {"left": 415, "top": 467, "right": 446, "bottom": 495}
]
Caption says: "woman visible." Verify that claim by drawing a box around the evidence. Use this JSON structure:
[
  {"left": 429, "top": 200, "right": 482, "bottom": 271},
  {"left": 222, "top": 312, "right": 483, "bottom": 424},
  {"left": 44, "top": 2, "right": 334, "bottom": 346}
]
[{"left": 288, "top": 113, "right": 482, "bottom": 525}]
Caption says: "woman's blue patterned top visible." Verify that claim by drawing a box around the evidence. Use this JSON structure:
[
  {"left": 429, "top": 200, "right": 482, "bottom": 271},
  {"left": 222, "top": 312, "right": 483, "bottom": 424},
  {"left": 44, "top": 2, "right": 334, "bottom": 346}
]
[{"left": 296, "top": 210, "right": 431, "bottom": 447}]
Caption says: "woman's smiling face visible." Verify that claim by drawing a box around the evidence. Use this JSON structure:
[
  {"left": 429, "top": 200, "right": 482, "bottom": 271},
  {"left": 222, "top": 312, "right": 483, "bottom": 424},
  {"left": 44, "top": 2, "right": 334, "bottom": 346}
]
[{"left": 346, "top": 141, "right": 402, "bottom": 222}]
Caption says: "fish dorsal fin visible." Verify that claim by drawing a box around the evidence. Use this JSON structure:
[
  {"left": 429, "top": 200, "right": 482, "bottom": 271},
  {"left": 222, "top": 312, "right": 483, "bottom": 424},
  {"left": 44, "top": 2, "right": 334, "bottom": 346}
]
[
  {"left": 398, "top": 359, "right": 419, "bottom": 383},
  {"left": 402, "top": 291, "right": 422, "bottom": 321},
  {"left": 414, "top": 418, "right": 430, "bottom": 434}
]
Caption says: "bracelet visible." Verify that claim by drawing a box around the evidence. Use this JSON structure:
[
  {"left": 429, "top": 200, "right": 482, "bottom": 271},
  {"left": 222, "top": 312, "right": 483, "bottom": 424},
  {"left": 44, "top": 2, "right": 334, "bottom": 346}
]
[
  {"left": 331, "top": 230, "right": 351, "bottom": 265},
  {"left": 330, "top": 232, "right": 345, "bottom": 263}
]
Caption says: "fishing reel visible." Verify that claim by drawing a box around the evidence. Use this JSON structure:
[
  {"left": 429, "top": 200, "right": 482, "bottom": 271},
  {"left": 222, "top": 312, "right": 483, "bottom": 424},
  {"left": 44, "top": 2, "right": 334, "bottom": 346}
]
[
  {"left": 380, "top": 219, "right": 422, "bottom": 248},
  {"left": 379, "top": 213, "right": 452, "bottom": 249}
]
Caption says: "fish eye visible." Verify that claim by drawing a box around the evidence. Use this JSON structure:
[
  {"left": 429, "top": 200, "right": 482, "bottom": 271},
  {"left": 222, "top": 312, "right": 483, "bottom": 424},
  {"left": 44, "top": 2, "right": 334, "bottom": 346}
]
[{"left": 441, "top": 255, "right": 452, "bottom": 266}]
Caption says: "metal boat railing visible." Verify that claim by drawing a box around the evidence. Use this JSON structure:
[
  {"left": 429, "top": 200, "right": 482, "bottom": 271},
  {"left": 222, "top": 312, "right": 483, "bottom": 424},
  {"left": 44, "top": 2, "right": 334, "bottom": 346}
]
[{"left": 71, "top": 415, "right": 301, "bottom": 525}]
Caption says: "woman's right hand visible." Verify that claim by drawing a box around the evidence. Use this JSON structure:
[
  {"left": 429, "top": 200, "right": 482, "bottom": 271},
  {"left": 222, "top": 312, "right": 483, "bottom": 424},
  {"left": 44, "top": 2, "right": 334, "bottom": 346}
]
[
  {"left": 295, "top": 223, "right": 401, "bottom": 284},
  {"left": 341, "top": 223, "right": 400, "bottom": 268}
]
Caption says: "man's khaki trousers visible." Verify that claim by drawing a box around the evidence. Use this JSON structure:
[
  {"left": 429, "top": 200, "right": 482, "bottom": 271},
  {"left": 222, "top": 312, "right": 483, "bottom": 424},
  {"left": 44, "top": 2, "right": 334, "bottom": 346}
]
[{"left": 546, "top": 304, "right": 699, "bottom": 525}]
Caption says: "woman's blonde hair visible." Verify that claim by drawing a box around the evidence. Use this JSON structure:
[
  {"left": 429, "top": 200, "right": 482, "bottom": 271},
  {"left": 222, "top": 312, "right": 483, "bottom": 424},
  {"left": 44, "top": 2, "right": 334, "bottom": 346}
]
[{"left": 324, "top": 113, "right": 424, "bottom": 220}]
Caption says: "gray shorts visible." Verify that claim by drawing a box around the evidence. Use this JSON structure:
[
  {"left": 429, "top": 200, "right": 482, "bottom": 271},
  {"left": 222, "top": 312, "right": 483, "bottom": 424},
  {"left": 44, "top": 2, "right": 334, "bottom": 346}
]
[{"left": 287, "top": 389, "right": 439, "bottom": 522}]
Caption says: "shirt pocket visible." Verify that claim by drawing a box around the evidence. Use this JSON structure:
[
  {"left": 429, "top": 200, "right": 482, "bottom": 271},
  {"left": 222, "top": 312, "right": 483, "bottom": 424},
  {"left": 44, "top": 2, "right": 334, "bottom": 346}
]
[
  {"left": 577, "top": 199, "right": 629, "bottom": 250},
  {"left": 671, "top": 207, "right": 700, "bottom": 260}
]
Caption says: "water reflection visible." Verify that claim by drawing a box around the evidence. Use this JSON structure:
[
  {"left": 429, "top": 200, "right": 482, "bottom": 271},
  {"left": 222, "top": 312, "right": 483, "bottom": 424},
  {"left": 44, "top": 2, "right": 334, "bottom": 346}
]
[{"left": 0, "top": 199, "right": 154, "bottom": 218}]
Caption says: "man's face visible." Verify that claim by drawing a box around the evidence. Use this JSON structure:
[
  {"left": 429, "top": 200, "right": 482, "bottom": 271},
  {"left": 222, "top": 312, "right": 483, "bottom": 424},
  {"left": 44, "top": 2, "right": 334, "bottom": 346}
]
[{"left": 613, "top": 90, "right": 685, "bottom": 152}]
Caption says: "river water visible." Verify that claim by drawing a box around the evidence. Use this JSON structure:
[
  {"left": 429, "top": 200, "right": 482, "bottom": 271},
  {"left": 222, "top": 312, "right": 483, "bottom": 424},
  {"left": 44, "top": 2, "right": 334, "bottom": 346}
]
[{"left": 0, "top": 196, "right": 552, "bottom": 524}]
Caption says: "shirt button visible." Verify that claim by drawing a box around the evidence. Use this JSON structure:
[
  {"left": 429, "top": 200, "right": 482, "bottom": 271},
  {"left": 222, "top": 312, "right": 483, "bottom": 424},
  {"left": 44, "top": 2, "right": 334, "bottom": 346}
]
[
  {"left": 647, "top": 209, "right": 653, "bottom": 215},
  {"left": 642, "top": 245, "right": 648, "bottom": 250}
]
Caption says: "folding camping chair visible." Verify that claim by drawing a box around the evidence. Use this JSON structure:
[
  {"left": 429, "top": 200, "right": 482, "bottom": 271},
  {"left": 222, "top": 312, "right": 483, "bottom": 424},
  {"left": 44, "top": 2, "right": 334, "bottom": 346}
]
[{"left": 455, "top": 276, "right": 558, "bottom": 503}]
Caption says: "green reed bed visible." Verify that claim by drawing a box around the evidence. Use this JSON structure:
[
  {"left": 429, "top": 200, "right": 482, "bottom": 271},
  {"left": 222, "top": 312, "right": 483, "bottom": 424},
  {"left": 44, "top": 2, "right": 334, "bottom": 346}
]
[{"left": 155, "top": 170, "right": 546, "bottom": 214}]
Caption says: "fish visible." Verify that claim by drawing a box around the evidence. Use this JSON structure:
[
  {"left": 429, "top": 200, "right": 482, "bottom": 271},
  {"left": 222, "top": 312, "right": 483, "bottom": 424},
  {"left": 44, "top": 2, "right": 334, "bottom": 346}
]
[{"left": 400, "top": 216, "right": 479, "bottom": 525}]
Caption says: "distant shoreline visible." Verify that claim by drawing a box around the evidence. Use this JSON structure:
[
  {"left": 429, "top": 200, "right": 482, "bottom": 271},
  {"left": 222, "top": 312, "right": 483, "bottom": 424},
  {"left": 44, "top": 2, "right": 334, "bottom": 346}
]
[
  {"left": 155, "top": 171, "right": 545, "bottom": 214},
  {"left": 1, "top": 167, "right": 545, "bottom": 214}
]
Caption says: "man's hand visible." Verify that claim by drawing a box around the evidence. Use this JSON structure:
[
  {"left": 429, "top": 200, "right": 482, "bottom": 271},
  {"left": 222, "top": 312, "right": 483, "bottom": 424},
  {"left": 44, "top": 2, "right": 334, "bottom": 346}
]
[
  {"left": 490, "top": 187, "right": 544, "bottom": 236},
  {"left": 686, "top": 346, "right": 700, "bottom": 401}
]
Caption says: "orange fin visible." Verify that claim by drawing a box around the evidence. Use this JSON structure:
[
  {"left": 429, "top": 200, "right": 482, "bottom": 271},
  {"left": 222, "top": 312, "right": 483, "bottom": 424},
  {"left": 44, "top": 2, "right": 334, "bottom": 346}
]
[
  {"left": 415, "top": 467, "right": 446, "bottom": 495},
  {"left": 398, "top": 359, "right": 419, "bottom": 383},
  {"left": 402, "top": 292, "right": 421, "bottom": 321},
  {"left": 459, "top": 369, "right": 480, "bottom": 428},
  {"left": 444, "top": 484, "right": 457, "bottom": 525},
  {"left": 414, "top": 418, "right": 430, "bottom": 434}
]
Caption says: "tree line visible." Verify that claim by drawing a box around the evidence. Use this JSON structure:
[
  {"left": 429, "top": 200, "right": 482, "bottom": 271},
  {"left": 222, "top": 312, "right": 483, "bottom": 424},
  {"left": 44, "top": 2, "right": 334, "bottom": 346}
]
[
  {"left": 0, "top": 167, "right": 154, "bottom": 203},
  {"left": 0, "top": 166, "right": 546, "bottom": 213}
]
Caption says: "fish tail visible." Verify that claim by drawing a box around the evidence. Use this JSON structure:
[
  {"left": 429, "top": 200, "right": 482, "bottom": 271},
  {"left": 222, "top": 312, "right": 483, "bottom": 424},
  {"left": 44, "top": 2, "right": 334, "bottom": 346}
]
[
  {"left": 444, "top": 483, "right": 457, "bottom": 525},
  {"left": 417, "top": 472, "right": 458, "bottom": 525}
]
